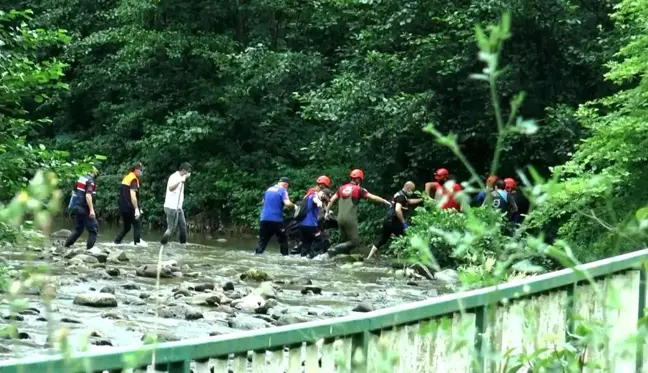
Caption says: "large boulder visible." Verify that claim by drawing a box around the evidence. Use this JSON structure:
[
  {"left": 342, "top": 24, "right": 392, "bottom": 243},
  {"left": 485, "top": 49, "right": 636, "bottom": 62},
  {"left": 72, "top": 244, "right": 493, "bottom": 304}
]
[
  {"left": 253, "top": 281, "right": 277, "bottom": 300},
  {"left": 87, "top": 247, "right": 109, "bottom": 263},
  {"left": 107, "top": 249, "right": 128, "bottom": 263},
  {"left": 435, "top": 269, "right": 460, "bottom": 285},
  {"left": 73, "top": 293, "right": 118, "bottom": 308},
  {"left": 227, "top": 314, "right": 270, "bottom": 330},
  {"left": 184, "top": 293, "right": 224, "bottom": 306},
  {"left": 240, "top": 269, "right": 271, "bottom": 282},
  {"left": 136, "top": 264, "right": 175, "bottom": 278},
  {"left": 231, "top": 294, "right": 265, "bottom": 313}
]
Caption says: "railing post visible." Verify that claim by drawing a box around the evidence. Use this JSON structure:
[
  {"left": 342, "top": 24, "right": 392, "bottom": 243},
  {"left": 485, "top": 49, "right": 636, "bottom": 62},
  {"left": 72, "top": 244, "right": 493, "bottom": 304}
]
[
  {"left": 351, "top": 330, "right": 370, "bottom": 373},
  {"left": 168, "top": 360, "right": 191, "bottom": 373},
  {"left": 473, "top": 305, "right": 487, "bottom": 373},
  {"left": 636, "top": 268, "right": 646, "bottom": 372}
]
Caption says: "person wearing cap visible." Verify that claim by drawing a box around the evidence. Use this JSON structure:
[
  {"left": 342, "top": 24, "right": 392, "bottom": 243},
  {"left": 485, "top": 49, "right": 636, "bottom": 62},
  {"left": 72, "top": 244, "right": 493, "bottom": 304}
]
[
  {"left": 425, "top": 168, "right": 463, "bottom": 210},
  {"left": 64, "top": 163, "right": 101, "bottom": 250},
  {"left": 326, "top": 169, "right": 392, "bottom": 256},
  {"left": 114, "top": 161, "right": 144, "bottom": 246},
  {"left": 367, "top": 181, "right": 422, "bottom": 259},
  {"left": 254, "top": 177, "right": 295, "bottom": 255},
  {"left": 160, "top": 162, "right": 192, "bottom": 245}
]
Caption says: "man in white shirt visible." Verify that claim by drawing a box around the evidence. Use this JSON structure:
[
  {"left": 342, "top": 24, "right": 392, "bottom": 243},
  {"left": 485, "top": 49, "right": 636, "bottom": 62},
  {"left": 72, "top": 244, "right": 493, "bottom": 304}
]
[{"left": 160, "top": 162, "right": 191, "bottom": 245}]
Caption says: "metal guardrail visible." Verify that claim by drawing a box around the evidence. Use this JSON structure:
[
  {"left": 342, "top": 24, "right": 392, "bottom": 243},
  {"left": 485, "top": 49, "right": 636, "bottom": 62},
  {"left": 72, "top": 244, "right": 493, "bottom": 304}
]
[{"left": 1, "top": 249, "right": 648, "bottom": 373}]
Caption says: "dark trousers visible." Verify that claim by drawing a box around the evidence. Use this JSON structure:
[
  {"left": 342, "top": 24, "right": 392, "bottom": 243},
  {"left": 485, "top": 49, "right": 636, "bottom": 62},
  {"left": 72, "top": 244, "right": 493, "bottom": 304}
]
[
  {"left": 64, "top": 208, "right": 98, "bottom": 249},
  {"left": 299, "top": 225, "right": 318, "bottom": 258},
  {"left": 374, "top": 218, "right": 405, "bottom": 249},
  {"left": 329, "top": 219, "right": 360, "bottom": 256},
  {"left": 114, "top": 211, "right": 141, "bottom": 245},
  {"left": 255, "top": 221, "right": 288, "bottom": 255}
]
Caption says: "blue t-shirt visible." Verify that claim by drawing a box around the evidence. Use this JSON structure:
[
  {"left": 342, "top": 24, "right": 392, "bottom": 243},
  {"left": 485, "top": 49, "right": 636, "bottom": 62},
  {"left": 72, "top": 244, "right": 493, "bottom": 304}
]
[
  {"left": 299, "top": 194, "right": 319, "bottom": 227},
  {"left": 260, "top": 185, "right": 288, "bottom": 222}
]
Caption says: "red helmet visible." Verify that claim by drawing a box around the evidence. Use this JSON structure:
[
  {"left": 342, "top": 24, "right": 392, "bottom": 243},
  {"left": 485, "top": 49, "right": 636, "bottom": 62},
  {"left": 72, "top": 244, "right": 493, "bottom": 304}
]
[
  {"left": 349, "top": 169, "right": 365, "bottom": 180},
  {"left": 316, "top": 175, "right": 331, "bottom": 188},
  {"left": 486, "top": 175, "right": 498, "bottom": 186},
  {"left": 504, "top": 178, "right": 517, "bottom": 190},
  {"left": 434, "top": 168, "right": 449, "bottom": 181}
]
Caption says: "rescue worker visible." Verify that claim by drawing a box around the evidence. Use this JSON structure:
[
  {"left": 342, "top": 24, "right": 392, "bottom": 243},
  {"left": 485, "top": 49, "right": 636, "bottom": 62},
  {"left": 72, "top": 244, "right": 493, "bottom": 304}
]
[
  {"left": 474, "top": 175, "right": 498, "bottom": 205},
  {"left": 367, "top": 181, "right": 422, "bottom": 259},
  {"left": 484, "top": 179, "right": 518, "bottom": 218},
  {"left": 113, "top": 162, "right": 144, "bottom": 246},
  {"left": 255, "top": 177, "right": 294, "bottom": 255},
  {"left": 299, "top": 188, "right": 332, "bottom": 258},
  {"left": 326, "top": 169, "right": 392, "bottom": 256},
  {"left": 290, "top": 175, "right": 332, "bottom": 255},
  {"left": 64, "top": 164, "right": 100, "bottom": 250},
  {"left": 504, "top": 178, "right": 530, "bottom": 224},
  {"left": 425, "top": 168, "right": 463, "bottom": 210}
]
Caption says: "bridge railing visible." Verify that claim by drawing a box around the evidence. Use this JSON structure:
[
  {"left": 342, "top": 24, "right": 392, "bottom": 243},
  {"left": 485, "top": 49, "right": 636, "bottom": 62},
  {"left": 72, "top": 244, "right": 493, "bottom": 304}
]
[{"left": 2, "top": 249, "right": 648, "bottom": 373}]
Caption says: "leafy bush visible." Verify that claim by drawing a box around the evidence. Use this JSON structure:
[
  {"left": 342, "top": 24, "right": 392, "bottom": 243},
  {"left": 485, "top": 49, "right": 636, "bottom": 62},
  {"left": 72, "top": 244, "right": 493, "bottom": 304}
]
[{"left": 388, "top": 202, "right": 509, "bottom": 268}]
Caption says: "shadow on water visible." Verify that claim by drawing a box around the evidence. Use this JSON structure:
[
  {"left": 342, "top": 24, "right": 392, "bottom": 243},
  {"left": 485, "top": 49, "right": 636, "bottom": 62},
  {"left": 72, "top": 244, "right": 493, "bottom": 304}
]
[{"left": 0, "top": 219, "right": 443, "bottom": 359}]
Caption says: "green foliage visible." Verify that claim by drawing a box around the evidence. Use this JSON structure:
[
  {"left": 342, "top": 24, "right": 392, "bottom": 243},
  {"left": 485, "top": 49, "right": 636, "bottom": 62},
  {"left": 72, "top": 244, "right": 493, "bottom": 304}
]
[
  {"left": 1, "top": 0, "right": 618, "bottom": 230},
  {"left": 526, "top": 0, "right": 648, "bottom": 263}
]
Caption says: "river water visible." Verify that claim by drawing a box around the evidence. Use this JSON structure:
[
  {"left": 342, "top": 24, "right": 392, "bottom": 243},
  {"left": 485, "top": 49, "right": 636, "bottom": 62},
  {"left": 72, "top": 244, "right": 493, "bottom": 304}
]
[{"left": 0, "top": 220, "right": 443, "bottom": 360}]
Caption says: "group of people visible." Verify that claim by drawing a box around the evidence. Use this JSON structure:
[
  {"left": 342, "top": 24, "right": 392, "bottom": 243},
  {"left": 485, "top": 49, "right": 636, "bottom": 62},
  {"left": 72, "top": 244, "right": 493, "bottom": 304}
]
[
  {"left": 255, "top": 168, "right": 530, "bottom": 259},
  {"left": 63, "top": 162, "right": 193, "bottom": 250}
]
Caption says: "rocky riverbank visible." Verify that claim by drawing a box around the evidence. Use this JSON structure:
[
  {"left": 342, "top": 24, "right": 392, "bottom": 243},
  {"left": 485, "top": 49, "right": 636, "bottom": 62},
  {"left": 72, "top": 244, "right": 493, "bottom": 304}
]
[{"left": 0, "top": 229, "right": 458, "bottom": 358}]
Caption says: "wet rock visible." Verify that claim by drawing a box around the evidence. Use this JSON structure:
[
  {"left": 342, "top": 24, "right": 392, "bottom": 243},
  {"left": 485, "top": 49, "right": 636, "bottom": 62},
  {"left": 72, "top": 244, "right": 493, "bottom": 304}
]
[
  {"left": 16, "top": 332, "right": 30, "bottom": 339},
  {"left": 216, "top": 238, "right": 227, "bottom": 243},
  {"left": 253, "top": 281, "right": 277, "bottom": 300},
  {"left": 276, "top": 314, "right": 314, "bottom": 326},
  {"left": 228, "top": 314, "right": 270, "bottom": 330},
  {"left": 332, "top": 254, "right": 364, "bottom": 264},
  {"left": 407, "top": 281, "right": 418, "bottom": 286},
  {"left": 194, "top": 283, "right": 215, "bottom": 292},
  {"left": 75, "top": 254, "right": 100, "bottom": 264},
  {"left": 91, "top": 338, "right": 113, "bottom": 346},
  {"left": 61, "top": 317, "right": 82, "bottom": 324},
  {"left": 101, "top": 311, "right": 128, "bottom": 320},
  {"left": 50, "top": 229, "right": 71, "bottom": 240},
  {"left": 352, "top": 303, "right": 374, "bottom": 313},
  {"left": 74, "top": 293, "right": 118, "bottom": 308},
  {"left": 121, "top": 295, "right": 146, "bottom": 306},
  {"left": 412, "top": 263, "right": 435, "bottom": 280},
  {"left": 141, "top": 331, "right": 180, "bottom": 343},
  {"left": 185, "top": 272, "right": 201, "bottom": 278},
  {"left": 240, "top": 269, "right": 271, "bottom": 282},
  {"left": 301, "top": 286, "right": 322, "bottom": 295},
  {"left": 161, "top": 260, "right": 181, "bottom": 272},
  {"left": 222, "top": 282, "right": 235, "bottom": 291},
  {"left": 185, "top": 293, "right": 222, "bottom": 306},
  {"left": 289, "top": 278, "right": 312, "bottom": 286},
  {"left": 214, "top": 305, "right": 235, "bottom": 314},
  {"left": 254, "top": 298, "right": 278, "bottom": 315},
  {"left": 63, "top": 247, "right": 85, "bottom": 259},
  {"left": 2, "top": 314, "right": 24, "bottom": 321},
  {"left": 18, "top": 308, "right": 40, "bottom": 316},
  {"left": 174, "top": 289, "right": 191, "bottom": 298},
  {"left": 136, "top": 264, "right": 174, "bottom": 278},
  {"left": 158, "top": 307, "right": 176, "bottom": 319},
  {"left": 106, "top": 268, "right": 120, "bottom": 277},
  {"left": 232, "top": 294, "right": 265, "bottom": 313},
  {"left": 122, "top": 282, "right": 140, "bottom": 290},
  {"left": 139, "top": 292, "right": 151, "bottom": 300},
  {"left": 87, "top": 247, "right": 108, "bottom": 263},
  {"left": 185, "top": 308, "right": 204, "bottom": 320},
  {"left": 209, "top": 326, "right": 236, "bottom": 336},
  {"left": 427, "top": 289, "right": 439, "bottom": 298},
  {"left": 100, "top": 285, "right": 115, "bottom": 294},
  {"left": 90, "top": 263, "right": 106, "bottom": 269},
  {"left": 435, "top": 269, "right": 459, "bottom": 285},
  {"left": 0, "top": 344, "right": 12, "bottom": 353},
  {"left": 107, "top": 249, "right": 128, "bottom": 263}
]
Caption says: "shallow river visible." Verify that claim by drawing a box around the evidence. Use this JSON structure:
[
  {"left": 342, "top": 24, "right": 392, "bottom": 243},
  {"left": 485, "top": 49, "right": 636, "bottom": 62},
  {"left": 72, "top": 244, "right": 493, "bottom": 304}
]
[{"left": 0, "top": 220, "right": 443, "bottom": 360}]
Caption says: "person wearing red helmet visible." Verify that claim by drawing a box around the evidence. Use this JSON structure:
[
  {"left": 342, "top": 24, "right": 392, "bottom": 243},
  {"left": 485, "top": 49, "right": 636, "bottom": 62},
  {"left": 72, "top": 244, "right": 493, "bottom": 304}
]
[
  {"left": 425, "top": 168, "right": 463, "bottom": 210},
  {"left": 289, "top": 175, "right": 333, "bottom": 255},
  {"left": 305, "top": 175, "right": 332, "bottom": 197},
  {"left": 504, "top": 178, "right": 529, "bottom": 224},
  {"left": 326, "top": 169, "right": 391, "bottom": 256}
]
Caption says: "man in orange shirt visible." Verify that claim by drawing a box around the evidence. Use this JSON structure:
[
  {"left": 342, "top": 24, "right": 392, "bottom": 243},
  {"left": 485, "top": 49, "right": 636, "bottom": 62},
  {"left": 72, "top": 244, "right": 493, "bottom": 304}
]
[{"left": 424, "top": 168, "right": 463, "bottom": 210}]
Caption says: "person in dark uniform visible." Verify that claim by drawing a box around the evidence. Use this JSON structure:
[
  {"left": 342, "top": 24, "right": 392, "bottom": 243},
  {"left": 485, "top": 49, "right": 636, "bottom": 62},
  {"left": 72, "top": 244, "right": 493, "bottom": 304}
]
[
  {"left": 367, "top": 181, "right": 422, "bottom": 259},
  {"left": 64, "top": 164, "right": 101, "bottom": 250},
  {"left": 255, "top": 177, "right": 294, "bottom": 255},
  {"left": 113, "top": 162, "right": 144, "bottom": 245},
  {"left": 504, "top": 178, "right": 530, "bottom": 224}
]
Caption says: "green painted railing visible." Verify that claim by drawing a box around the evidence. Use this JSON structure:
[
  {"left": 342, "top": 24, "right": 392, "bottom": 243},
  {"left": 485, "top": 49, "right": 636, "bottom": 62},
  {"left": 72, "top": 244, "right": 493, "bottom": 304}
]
[{"left": 2, "top": 249, "right": 648, "bottom": 373}]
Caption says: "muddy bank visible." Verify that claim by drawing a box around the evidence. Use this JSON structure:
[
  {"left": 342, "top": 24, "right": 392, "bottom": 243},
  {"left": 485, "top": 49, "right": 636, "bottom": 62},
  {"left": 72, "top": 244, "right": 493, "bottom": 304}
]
[{"left": 0, "top": 228, "right": 456, "bottom": 359}]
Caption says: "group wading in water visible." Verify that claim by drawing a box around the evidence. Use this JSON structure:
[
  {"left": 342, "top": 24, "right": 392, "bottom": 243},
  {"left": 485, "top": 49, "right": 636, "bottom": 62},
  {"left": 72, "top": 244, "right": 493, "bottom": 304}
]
[
  {"left": 64, "top": 163, "right": 529, "bottom": 258},
  {"left": 254, "top": 168, "right": 530, "bottom": 259}
]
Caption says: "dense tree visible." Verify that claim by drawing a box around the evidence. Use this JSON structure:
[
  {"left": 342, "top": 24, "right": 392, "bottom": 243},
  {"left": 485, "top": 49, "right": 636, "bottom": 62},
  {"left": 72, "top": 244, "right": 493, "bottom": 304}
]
[{"left": 0, "top": 0, "right": 619, "bottom": 233}]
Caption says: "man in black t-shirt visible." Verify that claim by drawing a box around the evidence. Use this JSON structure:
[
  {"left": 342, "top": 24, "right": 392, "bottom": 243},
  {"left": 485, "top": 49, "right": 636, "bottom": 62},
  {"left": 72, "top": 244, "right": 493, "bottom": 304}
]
[{"left": 368, "top": 181, "right": 422, "bottom": 259}]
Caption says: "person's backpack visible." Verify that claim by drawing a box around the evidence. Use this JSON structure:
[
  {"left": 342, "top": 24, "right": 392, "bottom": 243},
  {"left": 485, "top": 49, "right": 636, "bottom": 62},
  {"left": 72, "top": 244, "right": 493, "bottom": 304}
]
[{"left": 293, "top": 196, "right": 311, "bottom": 223}]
